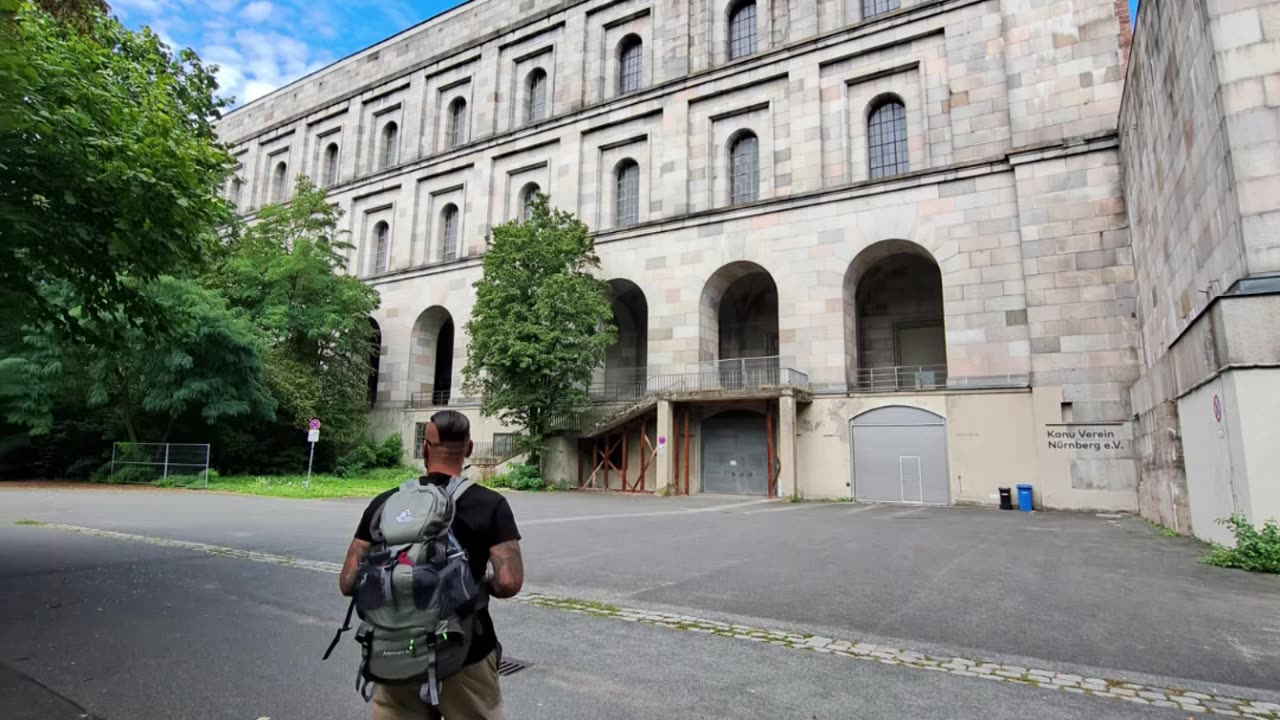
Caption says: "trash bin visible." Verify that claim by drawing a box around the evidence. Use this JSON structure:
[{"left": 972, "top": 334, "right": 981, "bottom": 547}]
[
  {"left": 998, "top": 487, "right": 1013, "bottom": 511},
  {"left": 1017, "top": 484, "right": 1034, "bottom": 512}
]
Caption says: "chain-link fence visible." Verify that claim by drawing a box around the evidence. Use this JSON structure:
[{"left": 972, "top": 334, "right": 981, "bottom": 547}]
[{"left": 110, "top": 443, "right": 211, "bottom": 488}]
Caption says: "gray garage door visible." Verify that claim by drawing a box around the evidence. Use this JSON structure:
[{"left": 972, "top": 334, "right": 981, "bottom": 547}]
[
  {"left": 851, "top": 406, "right": 949, "bottom": 504},
  {"left": 701, "top": 411, "right": 769, "bottom": 495}
]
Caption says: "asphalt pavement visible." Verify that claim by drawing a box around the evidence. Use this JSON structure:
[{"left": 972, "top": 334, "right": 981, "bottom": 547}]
[{"left": 1, "top": 485, "right": 1278, "bottom": 720}]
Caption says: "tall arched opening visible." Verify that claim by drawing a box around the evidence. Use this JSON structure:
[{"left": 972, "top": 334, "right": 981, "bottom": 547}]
[
  {"left": 604, "top": 279, "right": 649, "bottom": 397},
  {"left": 409, "top": 306, "right": 455, "bottom": 407},
  {"left": 843, "top": 241, "right": 946, "bottom": 391}
]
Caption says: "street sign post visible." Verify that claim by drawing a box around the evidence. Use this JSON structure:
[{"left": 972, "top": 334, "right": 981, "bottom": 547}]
[{"left": 305, "top": 419, "right": 322, "bottom": 488}]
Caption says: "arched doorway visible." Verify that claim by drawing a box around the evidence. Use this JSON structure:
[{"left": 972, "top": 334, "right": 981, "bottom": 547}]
[
  {"left": 409, "top": 307, "right": 455, "bottom": 407},
  {"left": 701, "top": 410, "right": 769, "bottom": 495},
  {"left": 850, "top": 406, "right": 949, "bottom": 504},
  {"left": 701, "top": 261, "right": 778, "bottom": 361},
  {"left": 604, "top": 279, "right": 648, "bottom": 397},
  {"left": 844, "top": 241, "right": 946, "bottom": 391},
  {"left": 699, "top": 261, "right": 779, "bottom": 388}
]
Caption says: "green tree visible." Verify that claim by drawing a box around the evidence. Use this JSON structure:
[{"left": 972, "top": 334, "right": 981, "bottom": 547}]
[
  {"left": 11, "top": 277, "right": 276, "bottom": 442},
  {"left": 210, "top": 177, "right": 381, "bottom": 447},
  {"left": 463, "top": 194, "right": 616, "bottom": 464},
  {"left": 0, "top": 2, "right": 232, "bottom": 338}
]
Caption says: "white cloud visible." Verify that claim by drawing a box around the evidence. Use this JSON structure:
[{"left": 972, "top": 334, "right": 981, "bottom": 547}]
[
  {"left": 240, "top": 1, "right": 275, "bottom": 23},
  {"left": 113, "top": 0, "right": 441, "bottom": 107}
]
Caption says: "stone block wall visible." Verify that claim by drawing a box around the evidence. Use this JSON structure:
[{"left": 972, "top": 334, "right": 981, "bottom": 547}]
[
  {"left": 220, "top": 0, "right": 1144, "bottom": 507},
  {"left": 1121, "top": 0, "right": 1280, "bottom": 534},
  {"left": 999, "top": 0, "right": 1130, "bottom": 148}
]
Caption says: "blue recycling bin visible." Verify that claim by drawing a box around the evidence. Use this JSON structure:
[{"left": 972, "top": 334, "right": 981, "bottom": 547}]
[{"left": 1017, "top": 484, "right": 1034, "bottom": 512}]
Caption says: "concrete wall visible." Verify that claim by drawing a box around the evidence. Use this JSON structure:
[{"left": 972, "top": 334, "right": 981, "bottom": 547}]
[
  {"left": 1179, "top": 368, "right": 1280, "bottom": 545},
  {"left": 794, "top": 390, "right": 1135, "bottom": 508},
  {"left": 1231, "top": 369, "right": 1280, "bottom": 528}
]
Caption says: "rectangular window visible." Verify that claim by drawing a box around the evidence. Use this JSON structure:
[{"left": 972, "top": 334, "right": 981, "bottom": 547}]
[
  {"left": 616, "top": 162, "right": 640, "bottom": 227},
  {"left": 868, "top": 101, "right": 909, "bottom": 179},
  {"left": 493, "top": 433, "right": 518, "bottom": 456},
  {"left": 728, "top": 2, "right": 758, "bottom": 60},
  {"left": 414, "top": 422, "right": 427, "bottom": 459},
  {"left": 730, "top": 134, "right": 760, "bottom": 204},
  {"left": 862, "top": 0, "right": 900, "bottom": 19},
  {"left": 619, "top": 40, "right": 643, "bottom": 94}
]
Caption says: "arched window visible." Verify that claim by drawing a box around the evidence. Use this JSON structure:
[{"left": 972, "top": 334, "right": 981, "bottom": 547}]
[
  {"left": 525, "top": 69, "right": 548, "bottom": 124},
  {"left": 379, "top": 122, "right": 399, "bottom": 169},
  {"left": 440, "top": 204, "right": 460, "bottom": 261},
  {"left": 868, "top": 97, "right": 909, "bottom": 179},
  {"left": 520, "top": 183, "right": 541, "bottom": 221},
  {"left": 729, "top": 132, "right": 759, "bottom": 204},
  {"left": 372, "top": 222, "right": 390, "bottom": 274},
  {"left": 727, "top": 0, "right": 757, "bottom": 60},
  {"left": 862, "top": 0, "right": 900, "bottom": 19},
  {"left": 618, "top": 36, "right": 643, "bottom": 94},
  {"left": 615, "top": 159, "right": 640, "bottom": 227},
  {"left": 323, "top": 143, "right": 340, "bottom": 187},
  {"left": 447, "top": 98, "right": 467, "bottom": 148},
  {"left": 271, "top": 161, "right": 288, "bottom": 203}
]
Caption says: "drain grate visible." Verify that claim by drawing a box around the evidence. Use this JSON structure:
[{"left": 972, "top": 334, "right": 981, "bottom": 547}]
[{"left": 497, "top": 658, "right": 530, "bottom": 677}]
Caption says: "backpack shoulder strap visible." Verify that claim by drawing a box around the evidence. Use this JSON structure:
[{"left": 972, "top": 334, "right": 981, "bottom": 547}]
[{"left": 445, "top": 476, "right": 475, "bottom": 501}]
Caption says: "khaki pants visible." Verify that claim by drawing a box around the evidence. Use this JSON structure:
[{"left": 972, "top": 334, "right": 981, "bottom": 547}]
[{"left": 371, "top": 652, "right": 504, "bottom": 720}]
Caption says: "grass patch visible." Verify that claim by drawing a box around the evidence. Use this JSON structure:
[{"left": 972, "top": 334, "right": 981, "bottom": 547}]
[
  {"left": 14, "top": 519, "right": 46, "bottom": 526},
  {"left": 484, "top": 463, "right": 554, "bottom": 492},
  {"left": 1149, "top": 521, "right": 1179, "bottom": 538},
  {"left": 530, "top": 596, "right": 621, "bottom": 614},
  {"left": 571, "top": 598, "right": 620, "bottom": 614},
  {"left": 205, "top": 466, "right": 420, "bottom": 499}
]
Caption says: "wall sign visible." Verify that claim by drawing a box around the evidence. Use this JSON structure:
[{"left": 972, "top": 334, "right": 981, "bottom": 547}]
[
  {"left": 1213, "top": 394, "right": 1222, "bottom": 423},
  {"left": 1045, "top": 424, "right": 1126, "bottom": 451}
]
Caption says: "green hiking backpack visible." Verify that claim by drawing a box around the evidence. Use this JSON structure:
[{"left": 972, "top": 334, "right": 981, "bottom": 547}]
[{"left": 324, "top": 477, "right": 488, "bottom": 706}]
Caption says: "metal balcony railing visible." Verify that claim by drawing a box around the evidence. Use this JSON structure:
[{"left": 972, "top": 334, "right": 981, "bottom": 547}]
[
  {"left": 408, "top": 388, "right": 454, "bottom": 408},
  {"left": 652, "top": 356, "right": 808, "bottom": 394},
  {"left": 469, "top": 437, "right": 522, "bottom": 467},
  {"left": 852, "top": 365, "right": 948, "bottom": 392},
  {"left": 587, "top": 366, "right": 651, "bottom": 404},
  {"left": 551, "top": 356, "right": 810, "bottom": 434}
]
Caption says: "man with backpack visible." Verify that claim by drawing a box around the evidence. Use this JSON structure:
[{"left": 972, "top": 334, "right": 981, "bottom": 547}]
[{"left": 335, "top": 410, "right": 524, "bottom": 719}]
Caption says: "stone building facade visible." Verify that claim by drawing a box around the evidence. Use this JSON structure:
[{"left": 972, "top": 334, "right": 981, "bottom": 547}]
[
  {"left": 217, "top": 0, "right": 1150, "bottom": 510},
  {"left": 1121, "top": 0, "right": 1280, "bottom": 543}
]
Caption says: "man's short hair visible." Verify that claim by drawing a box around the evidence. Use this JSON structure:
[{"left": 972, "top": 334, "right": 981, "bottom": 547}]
[{"left": 429, "top": 410, "right": 471, "bottom": 443}]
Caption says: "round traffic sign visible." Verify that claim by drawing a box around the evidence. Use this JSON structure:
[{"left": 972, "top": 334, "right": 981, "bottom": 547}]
[{"left": 309, "top": 418, "right": 322, "bottom": 431}]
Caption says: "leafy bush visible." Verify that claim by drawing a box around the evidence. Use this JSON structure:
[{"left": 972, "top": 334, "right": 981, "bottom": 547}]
[
  {"left": 1203, "top": 515, "right": 1280, "bottom": 574},
  {"left": 376, "top": 433, "right": 403, "bottom": 468},
  {"left": 486, "top": 462, "right": 546, "bottom": 491},
  {"left": 335, "top": 434, "right": 405, "bottom": 477},
  {"left": 91, "top": 465, "right": 159, "bottom": 485}
]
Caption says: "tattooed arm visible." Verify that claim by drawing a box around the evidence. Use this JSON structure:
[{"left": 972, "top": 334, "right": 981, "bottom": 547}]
[
  {"left": 486, "top": 540, "right": 524, "bottom": 599},
  {"left": 338, "top": 538, "right": 371, "bottom": 597}
]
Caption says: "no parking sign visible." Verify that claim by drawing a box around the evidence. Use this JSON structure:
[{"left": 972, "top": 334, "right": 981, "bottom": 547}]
[{"left": 305, "top": 419, "right": 322, "bottom": 487}]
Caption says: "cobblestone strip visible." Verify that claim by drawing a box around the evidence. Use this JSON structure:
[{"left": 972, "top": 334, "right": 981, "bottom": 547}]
[
  {"left": 26, "top": 522, "right": 1280, "bottom": 719},
  {"left": 513, "top": 593, "right": 1280, "bottom": 719}
]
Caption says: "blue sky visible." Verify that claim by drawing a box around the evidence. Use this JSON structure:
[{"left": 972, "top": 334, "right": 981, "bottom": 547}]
[
  {"left": 111, "top": 0, "right": 1143, "bottom": 107},
  {"left": 110, "top": 0, "right": 466, "bottom": 105}
]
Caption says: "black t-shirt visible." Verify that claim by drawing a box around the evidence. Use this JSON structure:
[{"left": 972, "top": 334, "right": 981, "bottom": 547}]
[{"left": 354, "top": 473, "right": 521, "bottom": 665}]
